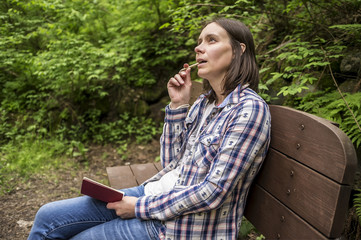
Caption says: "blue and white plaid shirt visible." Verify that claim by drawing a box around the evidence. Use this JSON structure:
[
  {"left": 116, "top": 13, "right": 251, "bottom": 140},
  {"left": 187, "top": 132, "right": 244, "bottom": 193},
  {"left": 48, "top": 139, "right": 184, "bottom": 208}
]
[{"left": 136, "top": 84, "right": 271, "bottom": 239}]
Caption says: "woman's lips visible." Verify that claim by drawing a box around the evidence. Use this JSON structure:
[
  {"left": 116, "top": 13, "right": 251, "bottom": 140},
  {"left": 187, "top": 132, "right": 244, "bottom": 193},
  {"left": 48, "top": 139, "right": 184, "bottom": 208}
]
[{"left": 197, "top": 60, "right": 207, "bottom": 67}]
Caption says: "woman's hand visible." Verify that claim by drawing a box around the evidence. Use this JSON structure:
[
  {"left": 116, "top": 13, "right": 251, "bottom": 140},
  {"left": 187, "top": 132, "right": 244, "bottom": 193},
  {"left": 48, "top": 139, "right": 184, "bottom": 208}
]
[
  {"left": 167, "top": 63, "right": 193, "bottom": 109},
  {"left": 106, "top": 196, "right": 138, "bottom": 219}
]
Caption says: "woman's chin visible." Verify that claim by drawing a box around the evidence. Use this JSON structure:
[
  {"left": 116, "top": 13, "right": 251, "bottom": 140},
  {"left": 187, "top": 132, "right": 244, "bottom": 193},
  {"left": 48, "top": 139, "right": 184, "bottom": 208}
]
[{"left": 197, "top": 69, "right": 208, "bottom": 79}]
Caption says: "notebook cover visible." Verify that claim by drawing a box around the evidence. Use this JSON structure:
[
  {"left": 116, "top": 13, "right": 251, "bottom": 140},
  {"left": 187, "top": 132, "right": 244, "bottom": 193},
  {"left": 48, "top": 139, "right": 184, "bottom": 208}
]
[{"left": 81, "top": 177, "right": 124, "bottom": 202}]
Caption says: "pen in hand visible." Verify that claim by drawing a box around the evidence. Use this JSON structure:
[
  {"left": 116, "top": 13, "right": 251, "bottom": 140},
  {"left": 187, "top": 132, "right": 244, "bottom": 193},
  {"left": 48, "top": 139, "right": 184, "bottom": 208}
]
[{"left": 179, "top": 62, "right": 199, "bottom": 72}]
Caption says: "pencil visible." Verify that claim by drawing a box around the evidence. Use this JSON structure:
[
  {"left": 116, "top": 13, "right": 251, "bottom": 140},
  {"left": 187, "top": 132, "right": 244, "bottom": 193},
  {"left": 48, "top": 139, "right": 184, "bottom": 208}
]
[{"left": 179, "top": 62, "right": 199, "bottom": 72}]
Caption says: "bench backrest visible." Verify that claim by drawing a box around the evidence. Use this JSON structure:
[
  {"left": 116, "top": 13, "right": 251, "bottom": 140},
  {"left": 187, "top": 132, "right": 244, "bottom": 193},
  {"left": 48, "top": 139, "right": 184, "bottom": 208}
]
[
  {"left": 244, "top": 106, "right": 357, "bottom": 239},
  {"left": 107, "top": 81, "right": 357, "bottom": 239}
]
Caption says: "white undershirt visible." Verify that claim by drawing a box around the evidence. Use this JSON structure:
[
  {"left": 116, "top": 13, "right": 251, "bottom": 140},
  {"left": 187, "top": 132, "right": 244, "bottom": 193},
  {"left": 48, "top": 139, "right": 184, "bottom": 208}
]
[{"left": 144, "top": 102, "right": 215, "bottom": 196}]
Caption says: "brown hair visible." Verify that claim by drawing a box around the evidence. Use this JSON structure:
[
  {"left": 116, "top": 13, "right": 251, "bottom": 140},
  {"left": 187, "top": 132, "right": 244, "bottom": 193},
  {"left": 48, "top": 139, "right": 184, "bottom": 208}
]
[{"left": 202, "top": 18, "right": 259, "bottom": 103}]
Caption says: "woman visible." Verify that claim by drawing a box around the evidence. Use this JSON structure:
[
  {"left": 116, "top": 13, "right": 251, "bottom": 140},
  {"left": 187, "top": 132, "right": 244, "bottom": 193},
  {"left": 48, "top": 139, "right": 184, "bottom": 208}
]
[{"left": 28, "top": 18, "right": 271, "bottom": 240}]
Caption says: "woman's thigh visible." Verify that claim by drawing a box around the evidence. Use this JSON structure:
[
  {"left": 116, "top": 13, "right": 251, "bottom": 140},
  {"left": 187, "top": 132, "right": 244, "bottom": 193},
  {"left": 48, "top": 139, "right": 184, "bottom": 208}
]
[
  {"left": 28, "top": 186, "right": 149, "bottom": 240},
  {"left": 28, "top": 195, "right": 116, "bottom": 239},
  {"left": 70, "top": 217, "right": 160, "bottom": 240}
]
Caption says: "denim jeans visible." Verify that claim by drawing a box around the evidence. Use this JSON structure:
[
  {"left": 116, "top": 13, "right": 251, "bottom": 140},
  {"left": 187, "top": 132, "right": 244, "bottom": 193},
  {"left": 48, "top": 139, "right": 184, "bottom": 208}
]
[{"left": 28, "top": 185, "right": 163, "bottom": 240}]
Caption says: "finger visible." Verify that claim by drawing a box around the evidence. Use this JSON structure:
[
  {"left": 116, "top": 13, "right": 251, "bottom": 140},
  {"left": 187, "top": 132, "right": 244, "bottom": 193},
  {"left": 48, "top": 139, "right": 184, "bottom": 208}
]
[
  {"left": 106, "top": 202, "right": 114, "bottom": 209},
  {"left": 183, "top": 67, "right": 192, "bottom": 85},
  {"left": 179, "top": 63, "right": 190, "bottom": 73},
  {"left": 174, "top": 74, "right": 185, "bottom": 84},
  {"left": 179, "top": 70, "right": 187, "bottom": 78},
  {"left": 168, "top": 77, "right": 181, "bottom": 87}
]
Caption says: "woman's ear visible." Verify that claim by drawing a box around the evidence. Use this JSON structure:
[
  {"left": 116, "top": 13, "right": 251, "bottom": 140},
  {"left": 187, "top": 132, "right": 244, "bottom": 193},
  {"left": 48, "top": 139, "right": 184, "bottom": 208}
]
[{"left": 240, "top": 43, "right": 246, "bottom": 54}]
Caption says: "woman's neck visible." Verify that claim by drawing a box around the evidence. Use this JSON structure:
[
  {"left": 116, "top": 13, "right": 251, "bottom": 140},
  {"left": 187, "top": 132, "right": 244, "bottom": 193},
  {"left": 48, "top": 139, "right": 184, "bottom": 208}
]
[{"left": 209, "top": 81, "right": 225, "bottom": 106}]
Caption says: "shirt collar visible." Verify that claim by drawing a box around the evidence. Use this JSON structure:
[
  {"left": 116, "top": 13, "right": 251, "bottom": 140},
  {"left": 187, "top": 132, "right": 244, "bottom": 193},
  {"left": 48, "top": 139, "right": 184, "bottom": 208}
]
[{"left": 215, "top": 83, "right": 249, "bottom": 108}]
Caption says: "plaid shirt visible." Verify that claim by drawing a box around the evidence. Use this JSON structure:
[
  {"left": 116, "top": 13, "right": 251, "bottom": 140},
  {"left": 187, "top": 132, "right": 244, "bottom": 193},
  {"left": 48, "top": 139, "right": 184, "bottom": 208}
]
[{"left": 135, "top": 84, "right": 271, "bottom": 239}]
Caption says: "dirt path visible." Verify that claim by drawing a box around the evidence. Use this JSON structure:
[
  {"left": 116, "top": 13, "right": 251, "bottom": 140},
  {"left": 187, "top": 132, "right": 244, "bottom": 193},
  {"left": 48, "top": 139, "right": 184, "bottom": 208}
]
[{"left": 0, "top": 140, "right": 160, "bottom": 239}]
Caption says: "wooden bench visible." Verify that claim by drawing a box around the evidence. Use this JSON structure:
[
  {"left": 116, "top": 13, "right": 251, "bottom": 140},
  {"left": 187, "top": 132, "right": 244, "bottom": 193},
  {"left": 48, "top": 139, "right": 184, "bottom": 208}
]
[{"left": 106, "top": 82, "right": 357, "bottom": 239}]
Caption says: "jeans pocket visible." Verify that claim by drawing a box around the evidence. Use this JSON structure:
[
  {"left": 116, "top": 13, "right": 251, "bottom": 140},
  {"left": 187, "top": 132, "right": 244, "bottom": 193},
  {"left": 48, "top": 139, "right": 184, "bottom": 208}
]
[{"left": 145, "top": 220, "right": 164, "bottom": 240}]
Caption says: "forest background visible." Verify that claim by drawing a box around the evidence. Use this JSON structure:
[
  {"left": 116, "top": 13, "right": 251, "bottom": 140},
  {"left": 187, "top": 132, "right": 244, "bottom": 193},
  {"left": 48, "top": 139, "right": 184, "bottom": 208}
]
[{"left": 1, "top": 0, "right": 361, "bottom": 239}]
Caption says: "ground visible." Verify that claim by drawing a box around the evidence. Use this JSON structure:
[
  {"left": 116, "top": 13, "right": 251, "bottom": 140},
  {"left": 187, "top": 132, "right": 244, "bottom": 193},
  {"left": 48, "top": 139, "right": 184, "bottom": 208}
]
[{"left": 0, "top": 139, "right": 161, "bottom": 240}]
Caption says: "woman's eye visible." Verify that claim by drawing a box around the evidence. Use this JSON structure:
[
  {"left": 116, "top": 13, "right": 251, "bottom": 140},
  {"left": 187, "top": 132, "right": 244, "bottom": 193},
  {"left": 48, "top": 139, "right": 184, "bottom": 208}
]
[{"left": 209, "top": 38, "right": 216, "bottom": 43}]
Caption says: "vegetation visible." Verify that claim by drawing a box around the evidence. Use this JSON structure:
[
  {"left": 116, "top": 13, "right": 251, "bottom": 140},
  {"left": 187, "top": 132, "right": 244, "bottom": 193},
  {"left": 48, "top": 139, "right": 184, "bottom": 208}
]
[{"left": 0, "top": 0, "right": 360, "bottom": 237}]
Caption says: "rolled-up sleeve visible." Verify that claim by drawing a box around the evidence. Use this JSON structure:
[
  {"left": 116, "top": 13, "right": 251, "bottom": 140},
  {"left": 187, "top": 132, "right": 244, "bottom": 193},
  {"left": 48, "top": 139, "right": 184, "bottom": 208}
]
[{"left": 160, "top": 105, "right": 189, "bottom": 168}]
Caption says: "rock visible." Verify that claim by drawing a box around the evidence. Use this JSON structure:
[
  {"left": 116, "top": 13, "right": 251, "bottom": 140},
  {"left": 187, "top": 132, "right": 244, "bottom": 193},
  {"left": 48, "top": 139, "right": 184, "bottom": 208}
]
[
  {"left": 339, "top": 79, "right": 359, "bottom": 93},
  {"left": 149, "top": 96, "right": 169, "bottom": 122},
  {"left": 117, "top": 99, "right": 150, "bottom": 116},
  {"left": 142, "top": 81, "right": 167, "bottom": 103},
  {"left": 17, "top": 220, "right": 33, "bottom": 229},
  {"left": 340, "top": 51, "right": 361, "bottom": 75},
  {"left": 316, "top": 75, "right": 335, "bottom": 91},
  {"left": 133, "top": 99, "right": 150, "bottom": 116}
]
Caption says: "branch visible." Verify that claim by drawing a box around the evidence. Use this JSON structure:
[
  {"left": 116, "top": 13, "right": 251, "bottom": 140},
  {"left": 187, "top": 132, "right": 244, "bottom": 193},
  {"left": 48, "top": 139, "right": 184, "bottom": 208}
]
[
  {"left": 0, "top": 68, "right": 19, "bottom": 77},
  {"left": 322, "top": 47, "right": 361, "bottom": 133},
  {"left": 266, "top": 39, "right": 293, "bottom": 54},
  {"left": 190, "top": 3, "right": 226, "bottom": 8}
]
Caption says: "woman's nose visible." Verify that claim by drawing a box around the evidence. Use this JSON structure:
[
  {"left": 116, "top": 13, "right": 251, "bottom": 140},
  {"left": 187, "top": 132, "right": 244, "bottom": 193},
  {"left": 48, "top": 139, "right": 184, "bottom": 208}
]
[{"left": 194, "top": 44, "right": 204, "bottom": 54}]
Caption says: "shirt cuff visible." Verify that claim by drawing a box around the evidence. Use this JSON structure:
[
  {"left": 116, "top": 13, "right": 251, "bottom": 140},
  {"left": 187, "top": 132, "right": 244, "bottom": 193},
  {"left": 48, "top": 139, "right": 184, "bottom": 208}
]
[
  {"left": 135, "top": 196, "right": 152, "bottom": 220},
  {"left": 170, "top": 103, "right": 190, "bottom": 109},
  {"left": 164, "top": 104, "right": 188, "bottom": 123}
]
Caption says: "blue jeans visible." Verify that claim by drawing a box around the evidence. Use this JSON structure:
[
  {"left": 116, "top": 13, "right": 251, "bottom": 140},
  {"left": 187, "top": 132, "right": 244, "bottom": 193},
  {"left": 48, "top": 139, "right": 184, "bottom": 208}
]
[{"left": 28, "top": 185, "right": 163, "bottom": 240}]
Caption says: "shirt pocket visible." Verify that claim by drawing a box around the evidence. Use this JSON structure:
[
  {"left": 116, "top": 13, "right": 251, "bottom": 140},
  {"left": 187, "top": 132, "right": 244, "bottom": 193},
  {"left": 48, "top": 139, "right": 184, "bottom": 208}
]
[{"left": 195, "top": 133, "right": 221, "bottom": 167}]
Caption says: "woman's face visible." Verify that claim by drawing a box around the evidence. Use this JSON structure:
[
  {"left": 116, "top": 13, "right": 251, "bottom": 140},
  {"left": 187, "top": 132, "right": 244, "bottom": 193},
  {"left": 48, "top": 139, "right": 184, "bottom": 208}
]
[{"left": 195, "top": 22, "right": 233, "bottom": 83}]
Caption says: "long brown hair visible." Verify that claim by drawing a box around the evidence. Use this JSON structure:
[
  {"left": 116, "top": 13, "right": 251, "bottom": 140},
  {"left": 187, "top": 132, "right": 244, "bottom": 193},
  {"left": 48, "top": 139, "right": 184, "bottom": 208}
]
[{"left": 202, "top": 18, "right": 259, "bottom": 103}]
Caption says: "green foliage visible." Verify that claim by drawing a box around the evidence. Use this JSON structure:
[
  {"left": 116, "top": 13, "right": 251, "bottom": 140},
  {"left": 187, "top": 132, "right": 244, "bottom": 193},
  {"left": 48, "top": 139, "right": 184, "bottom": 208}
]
[
  {"left": 260, "top": 40, "right": 346, "bottom": 98},
  {"left": 0, "top": 136, "right": 69, "bottom": 194},
  {"left": 239, "top": 217, "right": 265, "bottom": 239},
  {"left": 354, "top": 189, "right": 361, "bottom": 224},
  {"left": 94, "top": 113, "right": 163, "bottom": 144},
  {"left": 0, "top": 0, "right": 182, "bottom": 145},
  {"left": 68, "top": 140, "right": 89, "bottom": 161},
  {"left": 116, "top": 140, "right": 129, "bottom": 160},
  {"left": 239, "top": 217, "right": 256, "bottom": 238},
  {"left": 2, "top": 0, "right": 359, "bottom": 147}
]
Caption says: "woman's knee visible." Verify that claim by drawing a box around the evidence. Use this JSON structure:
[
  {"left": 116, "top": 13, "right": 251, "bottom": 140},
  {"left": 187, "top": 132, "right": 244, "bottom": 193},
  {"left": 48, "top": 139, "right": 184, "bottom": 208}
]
[{"left": 34, "top": 201, "right": 59, "bottom": 223}]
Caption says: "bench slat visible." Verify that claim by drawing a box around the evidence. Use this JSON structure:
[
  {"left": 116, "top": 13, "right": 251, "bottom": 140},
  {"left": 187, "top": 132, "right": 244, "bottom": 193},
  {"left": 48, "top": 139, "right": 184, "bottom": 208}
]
[
  {"left": 154, "top": 161, "right": 163, "bottom": 172},
  {"left": 106, "top": 165, "right": 137, "bottom": 189},
  {"left": 244, "top": 184, "right": 328, "bottom": 240},
  {"left": 269, "top": 105, "right": 356, "bottom": 185},
  {"left": 130, "top": 163, "right": 160, "bottom": 185},
  {"left": 255, "top": 148, "right": 352, "bottom": 237}
]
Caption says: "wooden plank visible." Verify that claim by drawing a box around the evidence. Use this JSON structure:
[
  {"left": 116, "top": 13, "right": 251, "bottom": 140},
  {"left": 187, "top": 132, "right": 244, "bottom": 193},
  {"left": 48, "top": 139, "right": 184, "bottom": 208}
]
[
  {"left": 255, "top": 149, "right": 351, "bottom": 237},
  {"left": 269, "top": 105, "right": 357, "bottom": 185},
  {"left": 106, "top": 165, "right": 137, "bottom": 189},
  {"left": 130, "top": 163, "right": 160, "bottom": 185},
  {"left": 154, "top": 161, "right": 163, "bottom": 172},
  {"left": 245, "top": 184, "right": 328, "bottom": 240}
]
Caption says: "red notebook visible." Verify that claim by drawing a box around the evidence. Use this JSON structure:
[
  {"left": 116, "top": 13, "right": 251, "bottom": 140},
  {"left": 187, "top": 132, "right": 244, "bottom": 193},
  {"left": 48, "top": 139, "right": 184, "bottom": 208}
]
[{"left": 81, "top": 177, "right": 124, "bottom": 202}]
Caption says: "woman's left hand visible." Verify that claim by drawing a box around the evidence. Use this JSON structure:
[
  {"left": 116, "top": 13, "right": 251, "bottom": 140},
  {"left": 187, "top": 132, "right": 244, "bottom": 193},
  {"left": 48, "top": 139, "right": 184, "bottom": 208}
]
[{"left": 106, "top": 196, "right": 138, "bottom": 219}]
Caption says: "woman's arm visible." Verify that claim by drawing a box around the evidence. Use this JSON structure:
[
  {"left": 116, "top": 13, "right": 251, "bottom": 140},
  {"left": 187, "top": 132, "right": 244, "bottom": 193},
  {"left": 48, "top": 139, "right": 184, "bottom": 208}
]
[
  {"left": 160, "top": 105, "right": 188, "bottom": 167},
  {"left": 160, "top": 65, "right": 193, "bottom": 167}
]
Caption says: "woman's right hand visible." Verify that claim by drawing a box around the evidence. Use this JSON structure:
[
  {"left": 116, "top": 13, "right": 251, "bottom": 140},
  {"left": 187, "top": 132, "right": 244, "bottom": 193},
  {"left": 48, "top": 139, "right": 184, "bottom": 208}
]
[{"left": 167, "top": 63, "right": 193, "bottom": 109}]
